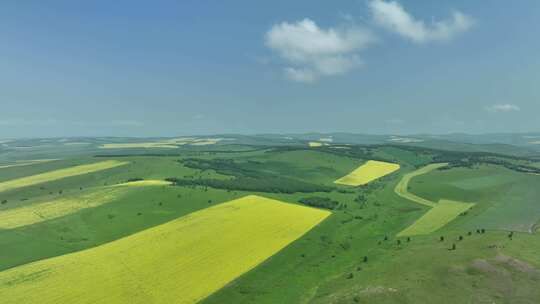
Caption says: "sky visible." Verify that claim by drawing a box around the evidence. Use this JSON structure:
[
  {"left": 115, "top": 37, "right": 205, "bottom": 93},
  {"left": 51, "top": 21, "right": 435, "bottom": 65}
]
[{"left": 1, "top": 0, "right": 539, "bottom": 138}]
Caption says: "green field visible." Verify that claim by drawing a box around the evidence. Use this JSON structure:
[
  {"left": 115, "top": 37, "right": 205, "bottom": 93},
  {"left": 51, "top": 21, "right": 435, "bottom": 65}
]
[
  {"left": 394, "top": 163, "right": 447, "bottom": 207},
  {"left": 0, "top": 160, "right": 128, "bottom": 193},
  {"left": 397, "top": 200, "right": 474, "bottom": 236},
  {"left": 0, "top": 139, "right": 539, "bottom": 303},
  {"left": 409, "top": 164, "right": 540, "bottom": 233},
  {"left": 394, "top": 163, "right": 476, "bottom": 236}
]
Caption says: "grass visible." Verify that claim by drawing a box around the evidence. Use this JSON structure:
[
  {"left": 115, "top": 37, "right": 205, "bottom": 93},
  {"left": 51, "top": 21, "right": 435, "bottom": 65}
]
[
  {"left": 0, "top": 187, "right": 124, "bottom": 229},
  {"left": 334, "top": 160, "right": 400, "bottom": 186},
  {"left": 0, "top": 195, "right": 330, "bottom": 304},
  {"left": 309, "top": 230, "right": 540, "bottom": 304},
  {"left": 397, "top": 200, "right": 474, "bottom": 236},
  {"left": 409, "top": 164, "right": 540, "bottom": 233},
  {"left": 247, "top": 149, "right": 363, "bottom": 185},
  {"left": 0, "top": 159, "right": 59, "bottom": 169},
  {"left": 394, "top": 163, "right": 447, "bottom": 207},
  {"left": 0, "top": 181, "right": 171, "bottom": 229},
  {"left": 1, "top": 146, "right": 539, "bottom": 303},
  {"left": 0, "top": 160, "right": 128, "bottom": 193},
  {"left": 394, "top": 163, "right": 475, "bottom": 236}
]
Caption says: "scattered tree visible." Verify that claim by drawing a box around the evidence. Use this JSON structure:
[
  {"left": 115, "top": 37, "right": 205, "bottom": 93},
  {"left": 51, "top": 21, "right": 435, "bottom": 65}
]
[{"left": 298, "top": 197, "right": 339, "bottom": 210}]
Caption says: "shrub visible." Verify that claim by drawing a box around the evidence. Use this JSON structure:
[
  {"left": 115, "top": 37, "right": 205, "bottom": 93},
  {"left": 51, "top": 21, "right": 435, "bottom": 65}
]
[{"left": 298, "top": 197, "right": 339, "bottom": 210}]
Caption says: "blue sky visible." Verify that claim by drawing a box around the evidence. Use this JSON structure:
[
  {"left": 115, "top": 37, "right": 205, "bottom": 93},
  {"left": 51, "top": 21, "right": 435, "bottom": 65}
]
[{"left": 1, "top": 0, "right": 539, "bottom": 137}]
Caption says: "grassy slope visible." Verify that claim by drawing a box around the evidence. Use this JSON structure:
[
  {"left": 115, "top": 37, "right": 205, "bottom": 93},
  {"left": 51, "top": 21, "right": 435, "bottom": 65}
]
[
  {"left": 393, "top": 163, "right": 447, "bottom": 207},
  {"left": 410, "top": 164, "right": 540, "bottom": 233},
  {"left": 310, "top": 231, "right": 540, "bottom": 304},
  {"left": 203, "top": 174, "right": 426, "bottom": 304},
  {"left": 303, "top": 164, "right": 540, "bottom": 303},
  {"left": 1, "top": 147, "right": 539, "bottom": 304},
  {"left": 204, "top": 161, "right": 540, "bottom": 303},
  {"left": 397, "top": 200, "right": 474, "bottom": 236},
  {"left": 244, "top": 149, "right": 364, "bottom": 186}
]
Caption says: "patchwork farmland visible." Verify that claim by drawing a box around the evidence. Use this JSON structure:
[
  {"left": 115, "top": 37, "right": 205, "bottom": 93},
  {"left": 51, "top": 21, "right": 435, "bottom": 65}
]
[
  {"left": 0, "top": 195, "right": 329, "bottom": 304},
  {"left": 0, "top": 138, "right": 539, "bottom": 303}
]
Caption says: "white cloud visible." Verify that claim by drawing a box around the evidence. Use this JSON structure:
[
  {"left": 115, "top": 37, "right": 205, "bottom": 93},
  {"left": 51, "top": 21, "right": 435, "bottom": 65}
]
[
  {"left": 284, "top": 67, "right": 318, "bottom": 83},
  {"left": 485, "top": 104, "right": 521, "bottom": 113},
  {"left": 265, "top": 18, "right": 375, "bottom": 82},
  {"left": 369, "top": 0, "right": 474, "bottom": 43}
]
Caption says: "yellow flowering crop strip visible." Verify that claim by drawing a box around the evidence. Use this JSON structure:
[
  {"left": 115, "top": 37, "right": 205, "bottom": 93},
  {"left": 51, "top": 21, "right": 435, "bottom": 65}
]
[
  {"left": 334, "top": 160, "right": 400, "bottom": 186},
  {"left": 0, "top": 160, "right": 128, "bottom": 193},
  {"left": 0, "top": 195, "right": 330, "bottom": 304}
]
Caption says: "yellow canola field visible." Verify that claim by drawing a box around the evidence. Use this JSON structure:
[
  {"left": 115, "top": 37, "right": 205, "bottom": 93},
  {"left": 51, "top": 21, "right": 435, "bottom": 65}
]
[
  {"left": 0, "top": 195, "right": 330, "bottom": 304},
  {"left": 113, "top": 179, "right": 172, "bottom": 187},
  {"left": 0, "top": 179, "right": 171, "bottom": 229},
  {"left": 334, "top": 160, "right": 400, "bottom": 186},
  {"left": 397, "top": 200, "right": 474, "bottom": 236},
  {"left": 0, "top": 187, "right": 123, "bottom": 229},
  {"left": 0, "top": 160, "right": 128, "bottom": 193}
]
